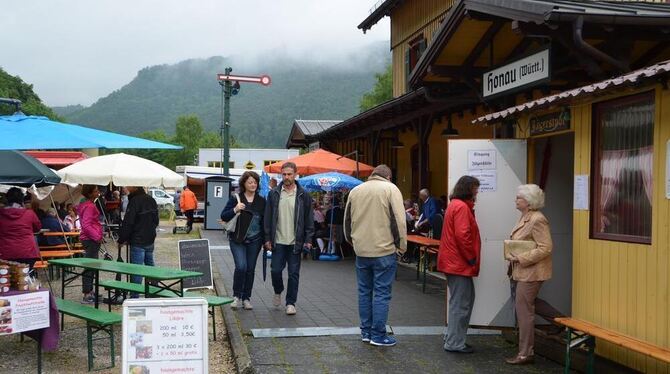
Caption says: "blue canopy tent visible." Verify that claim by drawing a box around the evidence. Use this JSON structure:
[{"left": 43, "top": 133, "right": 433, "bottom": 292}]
[
  {"left": 0, "top": 114, "right": 181, "bottom": 150},
  {"left": 298, "top": 172, "right": 362, "bottom": 260}
]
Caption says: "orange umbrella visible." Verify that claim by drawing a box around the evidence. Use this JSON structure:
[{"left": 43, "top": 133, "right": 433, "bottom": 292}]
[{"left": 264, "top": 149, "right": 374, "bottom": 177}]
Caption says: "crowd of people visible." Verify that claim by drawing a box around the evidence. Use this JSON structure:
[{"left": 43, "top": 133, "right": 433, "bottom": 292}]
[
  {"left": 219, "top": 161, "right": 560, "bottom": 365},
  {"left": 0, "top": 159, "right": 559, "bottom": 365},
  {"left": 0, "top": 184, "right": 160, "bottom": 304}
]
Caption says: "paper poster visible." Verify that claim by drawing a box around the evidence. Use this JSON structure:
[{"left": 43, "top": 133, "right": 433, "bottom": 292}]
[
  {"left": 123, "top": 298, "right": 209, "bottom": 374},
  {"left": 0, "top": 291, "right": 50, "bottom": 336},
  {"left": 468, "top": 150, "right": 496, "bottom": 170},
  {"left": 574, "top": 175, "right": 589, "bottom": 210},
  {"left": 468, "top": 170, "right": 497, "bottom": 192}
]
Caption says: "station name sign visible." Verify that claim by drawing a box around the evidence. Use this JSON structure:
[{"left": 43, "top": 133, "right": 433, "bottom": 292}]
[{"left": 483, "top": 49, "right": 550, "bottom": 98}]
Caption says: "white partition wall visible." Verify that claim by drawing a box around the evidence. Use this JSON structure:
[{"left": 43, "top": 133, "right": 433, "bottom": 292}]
[{"left": 448, "top": 139, "right": 527, "bottom": 327}]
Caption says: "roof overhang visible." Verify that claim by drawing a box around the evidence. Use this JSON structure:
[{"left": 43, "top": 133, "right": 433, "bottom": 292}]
[
  {"left": 316, "top": 87, "right": 478, "bottom": 140},
  {"left": 472, "top": 59, "right": 670, "bottom": 125},
  {"left": 359, "top": 0, "right": 404, "bottom": 33},
  {"left": 409, "top": 0, "right": 670, "bottom": 89},
  {"left": 23, "top": 151, "right": 88, "bottom": 167}
]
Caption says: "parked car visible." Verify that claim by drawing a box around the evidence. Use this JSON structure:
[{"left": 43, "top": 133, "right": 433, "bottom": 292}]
[{"left": 148, "top": 188, "right": 174, "bottom": 208}]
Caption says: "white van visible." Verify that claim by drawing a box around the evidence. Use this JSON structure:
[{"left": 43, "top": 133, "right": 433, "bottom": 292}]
[{"left": 148, "top": 188, "right": 174, "bottom": 208}]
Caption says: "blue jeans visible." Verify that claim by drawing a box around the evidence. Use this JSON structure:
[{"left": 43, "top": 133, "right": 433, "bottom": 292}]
[
  {"left": 130, "top": 244, "right": 155, "bottom": 298},
  {"left": 356, "top": 253, "right": 396, "bottom": 340},
  {"left": 270, "top": 243, "right": 301, "bottom": 306},
  {"left": 229, "top": 237, "right": 262, "bottom": 300}
]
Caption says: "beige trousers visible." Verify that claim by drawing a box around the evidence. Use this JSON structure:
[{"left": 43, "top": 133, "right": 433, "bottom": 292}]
[{"left": 515, "top": 280, "right": 543, "bottom": 357}]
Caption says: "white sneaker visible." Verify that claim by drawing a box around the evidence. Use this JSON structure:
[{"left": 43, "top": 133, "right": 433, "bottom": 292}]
[
  {"left": 286, "top": 305, "right": 297, "bottom": 315},
  {"left": 243, "top": 300, "right": 253, "bottom": 310},
  {"left": 230, "top": 297, "right": 241, "bottom": 309},
  {"left": 273, "top": 294, "right": 281, "bottom": 307}
]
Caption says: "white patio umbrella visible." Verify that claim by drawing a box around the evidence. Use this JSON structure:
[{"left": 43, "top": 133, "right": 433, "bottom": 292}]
[{"left": 57, "top": 153, "right": 185, "bottom": 188}]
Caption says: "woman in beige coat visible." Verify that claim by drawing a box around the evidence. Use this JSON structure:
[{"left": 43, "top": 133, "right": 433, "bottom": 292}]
[{"left": 506, "top": 184, "right": 553, "bottom": 365}]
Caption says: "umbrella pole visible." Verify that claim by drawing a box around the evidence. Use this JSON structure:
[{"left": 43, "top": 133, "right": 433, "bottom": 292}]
[
  {"left": 328, "top": 192, "right": 335, "bottom": 255},
  {"left": 49, "top": 194, "right": 72, "bottom": 252}
]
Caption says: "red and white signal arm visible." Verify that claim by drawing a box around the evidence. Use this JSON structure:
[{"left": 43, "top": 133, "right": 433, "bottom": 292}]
[{"left": 217, "top": 74, "right": 271, "bottom": 86}]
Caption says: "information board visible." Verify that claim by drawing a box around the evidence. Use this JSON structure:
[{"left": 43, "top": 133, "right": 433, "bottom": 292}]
[
  {"left": 0, "top": 290, "right": 50, "bottom": 335},
  {"left": 178, "top": 239, "right": 213, "bottom": 290},
  {"left": 122, "top": 298, "right": 209, "bottom": 374}
]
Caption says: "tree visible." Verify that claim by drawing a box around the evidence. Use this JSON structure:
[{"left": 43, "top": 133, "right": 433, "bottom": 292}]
[
  {"left": 122, "top": 114, "right": 242, "bottom": 170},
  {"left": 0, "top": 67, "right": 64, "bottom": 120},
  {"left": 359, "top": 64, "right": 392, "bottom": 112}
]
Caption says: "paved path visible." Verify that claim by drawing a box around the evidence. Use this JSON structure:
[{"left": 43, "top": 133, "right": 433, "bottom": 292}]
[{"left": 203, "top": 230, "right": 566, "bottom": 373}]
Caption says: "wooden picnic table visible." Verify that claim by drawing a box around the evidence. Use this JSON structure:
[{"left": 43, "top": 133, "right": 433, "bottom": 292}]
[
  {"left": 407, "top": 234, "right": 441, "bottom": 293},
  {"left": 48, "top": 258, "right": 202, "bottom": 309}
]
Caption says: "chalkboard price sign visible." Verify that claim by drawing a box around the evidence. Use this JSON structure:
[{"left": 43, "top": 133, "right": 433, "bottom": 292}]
[{"left": 178, "top": 239, "right": 213, "bottom": 290}]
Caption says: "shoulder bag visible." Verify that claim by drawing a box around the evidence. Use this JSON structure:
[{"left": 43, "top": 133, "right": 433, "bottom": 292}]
[{"left": 222, "top": 194, "right": 241, "bottom": 233}]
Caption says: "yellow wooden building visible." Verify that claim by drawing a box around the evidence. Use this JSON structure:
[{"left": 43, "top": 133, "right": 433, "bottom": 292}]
[
  {"left": 284, "top": 0, "right": 670, "bottom": 372},
  {"left": 473, "top": 60, "right": 670, "bottom": 373}
]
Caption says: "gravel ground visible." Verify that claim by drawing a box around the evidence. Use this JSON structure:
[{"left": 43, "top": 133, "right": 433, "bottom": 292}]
[{"left": 0, "top": 222, "right": 236, "bottom": 374}]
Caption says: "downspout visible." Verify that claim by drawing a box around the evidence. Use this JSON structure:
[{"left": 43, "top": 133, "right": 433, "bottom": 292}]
[{"left": 573, "top": 16, "right": 629, "bottom": 74}]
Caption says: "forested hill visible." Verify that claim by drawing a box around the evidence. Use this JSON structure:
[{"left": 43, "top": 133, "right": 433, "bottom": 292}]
[
  {"left": 0, "top": 68, "right": 62, "bottom": 119},
  {"left": 55, "top": 43, "right": 390, "bottom": 147}
]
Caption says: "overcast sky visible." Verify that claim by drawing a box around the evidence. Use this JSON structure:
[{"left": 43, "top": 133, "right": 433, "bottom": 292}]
[{"left": 0, "top": 1, "right": 389, "bottom": 106}]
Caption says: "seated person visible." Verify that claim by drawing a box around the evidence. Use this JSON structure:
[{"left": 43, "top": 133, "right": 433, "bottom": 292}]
[
  {"left": 64, "top": 205, "right": 81, "bottom": 231},
  {"left": 39, "top": 208, "right": 70, "bottom": 246}
]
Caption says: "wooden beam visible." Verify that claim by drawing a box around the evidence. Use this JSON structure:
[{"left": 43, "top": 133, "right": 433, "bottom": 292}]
[
  {"left": 428, "top": 65, "right": 487, "bottom": 77},
  {"left": 633, "top": 41, "right": 670, "bottom": 69},
  {"left": 463, "top": 20, "right": 505, "bottom": 68}
]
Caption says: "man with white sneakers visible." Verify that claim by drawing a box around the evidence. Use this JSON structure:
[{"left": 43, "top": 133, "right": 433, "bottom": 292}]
[{"left": 264, "top": 162, "right": 314, "bottom": 315}]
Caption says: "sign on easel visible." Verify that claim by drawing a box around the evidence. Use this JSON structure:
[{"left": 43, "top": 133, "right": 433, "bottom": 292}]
[
  {"left": 178, "top": 239, "right": 213, "bottom": 290},
  {"left": 122, "top": 298, "right": 209, "bottom": 373}
]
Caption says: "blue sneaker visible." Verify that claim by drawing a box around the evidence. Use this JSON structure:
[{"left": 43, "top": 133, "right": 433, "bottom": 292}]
[
  {"left": 361, "top": 332, "right": 371, "bottom": 342},
  {"left": 370, "top": 335, "right": 397, "bottom": 347}
]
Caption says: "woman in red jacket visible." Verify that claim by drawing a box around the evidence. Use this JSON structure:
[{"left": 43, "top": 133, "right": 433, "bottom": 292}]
[
  {"left": 0, "top": 188, "right": 41, "bottom": 272},
  {"left": 77, "top": 185, "right": 103, "bottom": 304},
  {"left": 438, "top": 176, "right": 481, "bottom": 354}
]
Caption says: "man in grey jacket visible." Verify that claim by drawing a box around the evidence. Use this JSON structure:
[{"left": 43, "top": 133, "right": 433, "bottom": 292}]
[
  {"left": 264, "top": 162, "right": 314, "bottom": 315},
  {"left": 344, "top": 164, "right": 407, "bottom": 347}
]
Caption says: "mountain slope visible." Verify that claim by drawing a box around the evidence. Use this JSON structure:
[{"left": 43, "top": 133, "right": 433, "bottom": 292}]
[
  {"left": 0, "top": 68, "right": 63, "bottom": 119},
  {"left": 62, "top": 43, "right": 390, "bottom": 147}
]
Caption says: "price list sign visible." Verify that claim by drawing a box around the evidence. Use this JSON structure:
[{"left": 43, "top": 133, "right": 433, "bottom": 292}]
[{"left": 122, "top": 298, "right": 209, "bottom": 374}]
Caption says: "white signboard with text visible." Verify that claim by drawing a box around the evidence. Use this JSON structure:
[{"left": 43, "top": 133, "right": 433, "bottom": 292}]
[
  {"left": 0, "top": 291, "right": 50, "bottom": 335},
  {"left": 483, "top": 49, "right": 550, "bottom": 98},
  {"left": 468, "top": 150, "right": 497, "bottom": 170},
  {"left": 123, "top": 298, "right": 209, "bottom": 374}
]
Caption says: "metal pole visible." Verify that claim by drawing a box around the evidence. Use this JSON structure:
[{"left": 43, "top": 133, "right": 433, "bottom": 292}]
[
  {"left": 355, "top": 150, "right": 359, "bottom": 179},
  {"left": 223, "top": 67, "right": 232, "bottom": 177},
  {"left": 220, "top": 83, "right": 224, "bottom": 177}
]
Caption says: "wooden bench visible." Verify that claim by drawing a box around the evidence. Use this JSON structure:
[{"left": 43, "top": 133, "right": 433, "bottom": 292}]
[
  {"left": 56, "top": 298, "right": 122, "bottom": 371},
  {"left": 555, "top": 317, "right": 670, "bottom": 374},
  {"left": 39, "top": 250, "right": 85, "bottom": 258},
  {"left": 38, "top": 243, "right": 82, "bottom": 251},
  {"left": 99, "top": 280, "right": 233, "bottom": 340}
]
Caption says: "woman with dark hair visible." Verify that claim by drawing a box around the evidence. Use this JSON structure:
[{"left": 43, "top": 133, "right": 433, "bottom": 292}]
[
  {"left": 77, "top": 184, "right": 103, "bottom": 304},
  {"left": 0, "top": 187, "right": 42, "bottom": 271},
  {"left": 221, "top": 171, "right": 266, "bottom": 310},
  {"left": 438, "top": 175, "right": 481, "bottom": 354}
]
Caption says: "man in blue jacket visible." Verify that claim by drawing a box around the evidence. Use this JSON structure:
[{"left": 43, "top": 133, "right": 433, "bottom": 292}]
[
  {"left": 416, "top": 188, "right": 440, "bottom": 233},
  {"left": 263, "top": 162, "right": 314, "bottom": 316}
]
